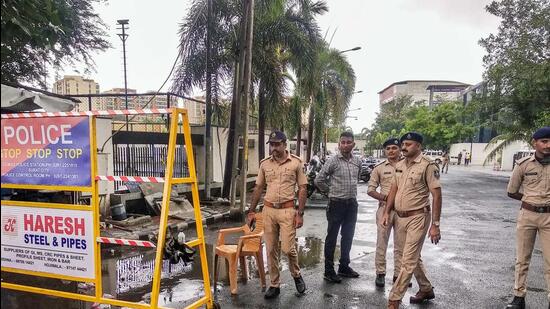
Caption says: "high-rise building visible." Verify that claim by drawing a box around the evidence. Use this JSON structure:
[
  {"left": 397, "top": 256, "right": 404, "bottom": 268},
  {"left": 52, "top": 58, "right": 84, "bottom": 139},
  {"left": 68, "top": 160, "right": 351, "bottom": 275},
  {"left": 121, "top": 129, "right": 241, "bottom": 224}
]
[
  {"left": 52, "top": 75, "right": 100, "bottom": 95},
  {"left": 378, "top": 80, "right": 470, "bottom": 106}
]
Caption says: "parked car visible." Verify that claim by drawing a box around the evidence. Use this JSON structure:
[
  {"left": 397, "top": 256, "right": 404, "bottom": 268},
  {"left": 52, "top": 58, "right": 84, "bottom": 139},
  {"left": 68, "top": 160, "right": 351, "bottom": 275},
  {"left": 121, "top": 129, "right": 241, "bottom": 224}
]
[{"left": 423, "top": 150, "right": 444, "bottom": 165}]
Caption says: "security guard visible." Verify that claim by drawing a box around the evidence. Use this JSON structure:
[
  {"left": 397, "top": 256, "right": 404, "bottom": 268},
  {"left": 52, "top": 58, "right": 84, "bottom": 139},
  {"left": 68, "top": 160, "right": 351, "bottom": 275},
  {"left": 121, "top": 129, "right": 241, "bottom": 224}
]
[
  {"left": 505, "top": 126, "right": 550, "bottom": 309},
  {"left": 381, "top": 132, "right": 442, "bottom": 309},
  {"left": 367, "top": 138, "right": 409, "bottom": 288},
  {"left": 247, "top": 130, "right": 308, "bottom": 299}
]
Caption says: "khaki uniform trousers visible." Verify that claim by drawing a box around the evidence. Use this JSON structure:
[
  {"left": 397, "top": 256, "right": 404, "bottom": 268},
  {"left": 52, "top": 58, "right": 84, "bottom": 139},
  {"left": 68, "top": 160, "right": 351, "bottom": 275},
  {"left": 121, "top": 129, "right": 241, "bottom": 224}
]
[
  {"left": 262, "top": 206, "right": 300, "bottom": 287},
  {"left": 389, "top": 212, "right": 433, "bottom": 301},
  {"left": 375, "top": 206, "right": 404, "bottom": 276},
  {"left": 514, "top": 209, "right": 550, "bottom": 301}
]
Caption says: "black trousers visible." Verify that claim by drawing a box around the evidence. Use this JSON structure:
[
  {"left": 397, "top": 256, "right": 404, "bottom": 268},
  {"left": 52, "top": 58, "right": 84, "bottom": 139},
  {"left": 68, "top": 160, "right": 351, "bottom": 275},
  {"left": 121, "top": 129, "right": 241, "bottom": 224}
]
[{"left": 324, "top": 198, "right": 358, "bottom": 273}]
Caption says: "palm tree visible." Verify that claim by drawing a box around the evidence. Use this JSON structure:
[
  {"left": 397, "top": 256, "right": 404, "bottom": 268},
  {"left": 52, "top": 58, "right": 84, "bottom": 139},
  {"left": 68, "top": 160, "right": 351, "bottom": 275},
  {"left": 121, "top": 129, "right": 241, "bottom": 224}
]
[
  {"left": 300, "top": 44, "right": 356, "bottom": 160},
  {"left": 253, "top": 0, "right": 327, "bottom": 162},
  {"left": 171, "top": 0, "right": 328, "bottom": 196}
]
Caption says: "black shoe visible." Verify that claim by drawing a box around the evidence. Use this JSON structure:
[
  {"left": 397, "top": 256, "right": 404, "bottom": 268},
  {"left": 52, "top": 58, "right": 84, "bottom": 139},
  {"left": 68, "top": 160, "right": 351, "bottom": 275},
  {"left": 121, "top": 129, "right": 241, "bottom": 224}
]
[
  {"left": 338, "top": 266, "right": 360, "bottom": 278},
  {"left": 294, "top": 275, "right": 306, "bottom": 293},
  {"left": 264, "top": 287, "right": 280, "bottom": 299},
  {"left": 324, "top": 271, "right": 342, "bottom": 283},
  {"left": 505, "top": 296, "right": 525, "bottom": 309},
  {"left": 393, "top": 276, "right": 412, "bottom": 288},
  {"left": 375, "top": 274, "right": 385, "bottom": 287}
]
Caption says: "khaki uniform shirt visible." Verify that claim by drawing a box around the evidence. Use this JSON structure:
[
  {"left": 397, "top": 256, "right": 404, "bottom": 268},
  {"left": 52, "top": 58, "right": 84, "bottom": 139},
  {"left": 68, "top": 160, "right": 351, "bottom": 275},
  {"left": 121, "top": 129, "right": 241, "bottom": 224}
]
[
  {"left": 256, "top": 152, "right": 308, "bottom": 204},
  {"left": 393, "top": 154, "right": 441, "bottom": 212},
  {"left": 368, "top": 159, "right": 399, "bottom": 205},
  {"left": 507, "top": 155, "right": 550, "bottom": 206}
]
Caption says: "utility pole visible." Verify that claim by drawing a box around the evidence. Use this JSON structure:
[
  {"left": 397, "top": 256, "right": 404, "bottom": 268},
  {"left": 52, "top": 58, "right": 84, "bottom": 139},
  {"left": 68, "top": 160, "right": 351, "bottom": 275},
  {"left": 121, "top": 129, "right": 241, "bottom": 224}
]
[
  {"left": 204, "top": 0, "right": 213, "bottom": 199},
  {"left": 238, "top": 0, "right": 254, "bottom": 214}
]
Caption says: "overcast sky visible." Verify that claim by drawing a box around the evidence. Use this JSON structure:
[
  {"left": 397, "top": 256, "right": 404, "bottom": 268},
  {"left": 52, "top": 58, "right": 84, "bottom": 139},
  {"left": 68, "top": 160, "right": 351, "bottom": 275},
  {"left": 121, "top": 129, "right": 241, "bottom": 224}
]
[{"left": 55, "top": 0, "right": 500, "bottom": 131}]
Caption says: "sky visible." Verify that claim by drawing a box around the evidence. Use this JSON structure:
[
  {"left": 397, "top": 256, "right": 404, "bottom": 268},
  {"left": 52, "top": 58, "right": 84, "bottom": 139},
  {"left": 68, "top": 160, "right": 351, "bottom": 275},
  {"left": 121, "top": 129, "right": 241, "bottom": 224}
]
[{"left": 54, "top": 0, "right": 500, "bottom": 132}]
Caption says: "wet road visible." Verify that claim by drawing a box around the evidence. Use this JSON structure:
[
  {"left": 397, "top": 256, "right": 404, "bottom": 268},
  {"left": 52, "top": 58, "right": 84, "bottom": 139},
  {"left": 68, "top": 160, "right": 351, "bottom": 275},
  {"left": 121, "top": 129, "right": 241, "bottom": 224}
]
[
  {"left": 212, "top": 168, "right": 548, "bottom": 309},
  {"left": 2, "top": 168, "right": 548, "bottom": 308}
]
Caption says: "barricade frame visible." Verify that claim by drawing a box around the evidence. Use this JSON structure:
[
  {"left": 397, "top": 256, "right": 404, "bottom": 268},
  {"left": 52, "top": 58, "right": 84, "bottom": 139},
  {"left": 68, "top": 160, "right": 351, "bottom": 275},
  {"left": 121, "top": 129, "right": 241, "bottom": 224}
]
[{"left": 1, "top": 108, "right": 214, "bottom": 309}]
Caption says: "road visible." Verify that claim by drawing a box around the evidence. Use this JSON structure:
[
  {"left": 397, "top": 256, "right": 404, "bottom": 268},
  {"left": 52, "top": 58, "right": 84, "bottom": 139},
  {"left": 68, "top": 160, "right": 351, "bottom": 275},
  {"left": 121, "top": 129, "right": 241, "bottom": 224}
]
[
  {"left": 2, "top": 168, "right": 548, "bottom": 308},
  {"left": 213, "top": 167, "right": 548, "bottom": 309}
]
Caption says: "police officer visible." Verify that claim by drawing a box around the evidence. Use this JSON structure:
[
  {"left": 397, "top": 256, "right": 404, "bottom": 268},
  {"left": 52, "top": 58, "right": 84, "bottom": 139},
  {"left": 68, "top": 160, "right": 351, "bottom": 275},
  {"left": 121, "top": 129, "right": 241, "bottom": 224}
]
[
  {"left": 381, "top": 132, "right": 442, "bottom": 309},
  {"left": 247, "top": 131, "right": 308, "bottom": 299},
  {"left": 367, "top": 138, "right": 409, "bottom": 288},
  {"left": 505, "top": 126, "right": 550, "bottom": 309},
  {"left": 441, "top": 151, "right": 450, "bottom": 174}
]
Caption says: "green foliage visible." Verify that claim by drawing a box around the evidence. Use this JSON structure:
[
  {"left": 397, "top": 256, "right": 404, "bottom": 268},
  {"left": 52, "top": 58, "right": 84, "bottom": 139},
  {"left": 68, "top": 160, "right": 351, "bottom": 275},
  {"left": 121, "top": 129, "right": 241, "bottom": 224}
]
[
  {"left": 478, "top": 0, "right": 550, "bottom": 157},
  {"left": 171, "top": 0, "right": 326, "bottom": 129},
  {"left": 404, "top": 102, "right": 476, "bottom": 150},
  {"left": 368, "top": 98, "right": 475, "bottom": 151},
  {"left": 303, "top": 44, "right": 355, "bottom": 152},
  {"left": 1, "top": 0, "right": 110, "bottom": 88}
]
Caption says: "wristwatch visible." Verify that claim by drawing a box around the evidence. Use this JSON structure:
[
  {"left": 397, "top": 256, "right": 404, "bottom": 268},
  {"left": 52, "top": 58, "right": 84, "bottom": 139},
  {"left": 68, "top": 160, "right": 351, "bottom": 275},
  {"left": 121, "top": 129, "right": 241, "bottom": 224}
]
[
  {"left": 296, "top": 210, "right": 305, "bottom": 217},
  {"left": 432, "top": 221, "right": 440, "bottom": 227}
]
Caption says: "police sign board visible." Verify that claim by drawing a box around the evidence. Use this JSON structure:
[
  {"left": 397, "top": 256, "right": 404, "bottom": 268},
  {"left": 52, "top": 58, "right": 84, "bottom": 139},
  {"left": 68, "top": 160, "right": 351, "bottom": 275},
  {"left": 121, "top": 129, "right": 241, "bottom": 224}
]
[
  {"left": 1, "top": 205, "right": 95, "bottom": 279},
  {"left": 1, "top": 116, "right": 92, "bottom": 187}
]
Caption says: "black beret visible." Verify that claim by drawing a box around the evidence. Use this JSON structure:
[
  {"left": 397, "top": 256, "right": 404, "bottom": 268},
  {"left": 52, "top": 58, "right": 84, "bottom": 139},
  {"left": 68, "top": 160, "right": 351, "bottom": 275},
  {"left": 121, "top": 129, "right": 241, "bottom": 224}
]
[
  {"left": 267, "top": 130, "right": 287, "bottom": 143},
  {"left": 532, "top": 127, "right": 550, "bottom": 140},
  {"left": 383, "top": 138, "right": 401, "bottom": 148},
  {"left": 400, "top": 132, "right": 423, "bottom": 144}
]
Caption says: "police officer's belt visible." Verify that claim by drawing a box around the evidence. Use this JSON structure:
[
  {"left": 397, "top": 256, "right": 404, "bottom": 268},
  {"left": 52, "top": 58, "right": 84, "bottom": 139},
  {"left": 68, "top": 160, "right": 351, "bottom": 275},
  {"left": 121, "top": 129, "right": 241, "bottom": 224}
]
[
  {"left": 395, "top": 206, "right": 430, "bottom": 218},
  {"left": 264, "top": 200, "right": 295, "bottom": 209},
  {"left": 521, "top": 202, "right": 550, "bottom": 213}
]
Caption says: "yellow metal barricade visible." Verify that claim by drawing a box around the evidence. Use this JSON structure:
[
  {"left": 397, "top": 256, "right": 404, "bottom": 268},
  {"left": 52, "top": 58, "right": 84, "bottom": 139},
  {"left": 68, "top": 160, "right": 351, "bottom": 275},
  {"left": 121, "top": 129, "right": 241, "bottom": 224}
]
[{"left": 1, "top": 108, "right": 215, "bottom": 308}]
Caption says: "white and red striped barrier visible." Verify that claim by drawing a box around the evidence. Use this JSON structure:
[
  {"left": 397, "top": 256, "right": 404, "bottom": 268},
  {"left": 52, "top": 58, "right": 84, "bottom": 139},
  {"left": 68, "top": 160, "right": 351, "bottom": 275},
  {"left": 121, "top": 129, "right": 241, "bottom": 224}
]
[
  {"left": 0, "top": 108, "right": 172, "bottom": 118},
  {"left": 95, "top": 175, "right": 165, "bottom": 183},
  {"left": 97, "top": 237, "right": 156, "bottom": 248}
]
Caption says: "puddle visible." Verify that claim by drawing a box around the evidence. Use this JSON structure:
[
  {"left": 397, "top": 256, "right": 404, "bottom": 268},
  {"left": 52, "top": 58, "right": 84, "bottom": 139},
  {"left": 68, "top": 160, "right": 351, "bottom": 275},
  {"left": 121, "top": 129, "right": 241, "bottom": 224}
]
[
  {"left": 2, "top": 231, "right": 329, "bottom": 307},
  {"left": 297, "top": 236, "right": 324, "bottom": 269}
]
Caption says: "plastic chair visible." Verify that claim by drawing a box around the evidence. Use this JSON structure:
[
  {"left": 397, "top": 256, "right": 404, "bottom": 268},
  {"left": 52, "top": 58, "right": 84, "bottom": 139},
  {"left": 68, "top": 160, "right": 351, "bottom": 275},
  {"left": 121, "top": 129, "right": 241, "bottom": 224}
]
[{"left": 213, "top": 213, "right": 266, "bottom": 295}]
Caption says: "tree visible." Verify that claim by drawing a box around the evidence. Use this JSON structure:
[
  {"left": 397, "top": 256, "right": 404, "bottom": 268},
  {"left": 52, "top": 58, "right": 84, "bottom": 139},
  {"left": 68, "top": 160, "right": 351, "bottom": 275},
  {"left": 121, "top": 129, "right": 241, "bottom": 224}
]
[
  {"left": 253, "top": 0, "right": 326, "bottom": 162},
  {"left": 300, "top": 44, "right": 356, "bottom": 160},
  {"left": 171, "top": 0, "right": 328, "bottom": 197},
  {"left": 171, "top": 0, "right": 326, "bottom": 159},
  {"left": 370, "top": 95, "right": 414, "bottom": 137},
  {"left": 404, "top": 101, "right": 475, "bottom": 150},
  {"left": 1, "top": 0, "right": 110, "bottom": 88},
  {"left": 478, "top": 0, "right": 550, "bottom": 161}
]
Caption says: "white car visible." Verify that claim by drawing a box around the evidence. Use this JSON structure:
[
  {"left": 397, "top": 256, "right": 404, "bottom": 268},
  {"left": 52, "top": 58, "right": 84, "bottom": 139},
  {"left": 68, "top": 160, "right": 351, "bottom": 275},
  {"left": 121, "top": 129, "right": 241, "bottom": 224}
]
[{"left": 423, "top": 150, "right": 444, "bottom": 165}]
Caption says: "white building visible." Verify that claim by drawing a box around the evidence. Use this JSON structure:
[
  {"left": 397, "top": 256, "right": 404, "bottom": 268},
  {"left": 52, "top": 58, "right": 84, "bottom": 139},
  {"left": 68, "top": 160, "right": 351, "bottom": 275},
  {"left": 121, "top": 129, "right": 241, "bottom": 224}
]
[{"left": 378, "top": 80, "right": 470, "bottom": 106}]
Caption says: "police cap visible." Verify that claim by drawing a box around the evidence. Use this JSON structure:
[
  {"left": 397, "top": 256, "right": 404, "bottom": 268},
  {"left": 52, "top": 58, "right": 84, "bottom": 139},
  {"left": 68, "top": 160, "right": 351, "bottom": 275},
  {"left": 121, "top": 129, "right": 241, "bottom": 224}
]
[
  {"left": 267, "top": 130, "right": 287, "bottom": 143},
  {"left": 400, "top": 132, "right": 423, "bottom": 144},
  {"left": 383, "top": 138, "right": 401, "bottom": 148},
  {"left": 532, "top": 127, "right": 550, "bottom": 140}
]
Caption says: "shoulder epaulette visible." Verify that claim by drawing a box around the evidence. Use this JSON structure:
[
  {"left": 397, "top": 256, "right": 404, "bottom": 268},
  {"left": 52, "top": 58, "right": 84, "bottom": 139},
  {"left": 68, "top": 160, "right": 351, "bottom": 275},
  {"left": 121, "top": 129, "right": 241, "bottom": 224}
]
[
  {"left": 516, "top": 156, "right": 531, "bottom": 166},
  {"left": 290, "top": 154, "right": 303, "bottom": 162},
  {"left": 421, "top": 156, "right": 434, "bottom": 163},
  {"left": 374, "top": 160, "right": 386, "bottom": 168}
]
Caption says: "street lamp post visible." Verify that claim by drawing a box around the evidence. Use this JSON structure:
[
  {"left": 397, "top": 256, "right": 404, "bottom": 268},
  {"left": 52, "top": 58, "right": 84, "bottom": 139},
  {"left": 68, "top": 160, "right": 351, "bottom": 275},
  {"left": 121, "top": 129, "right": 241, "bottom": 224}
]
[
  {"left": 116, "top": 19, "right": 129, "bottom": 125},
  {"left": 117, "top": 19, "right": 130, "bottom": 177},
  {"left": 339, "top": 46, "right": 361, "bottom": 54}
]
